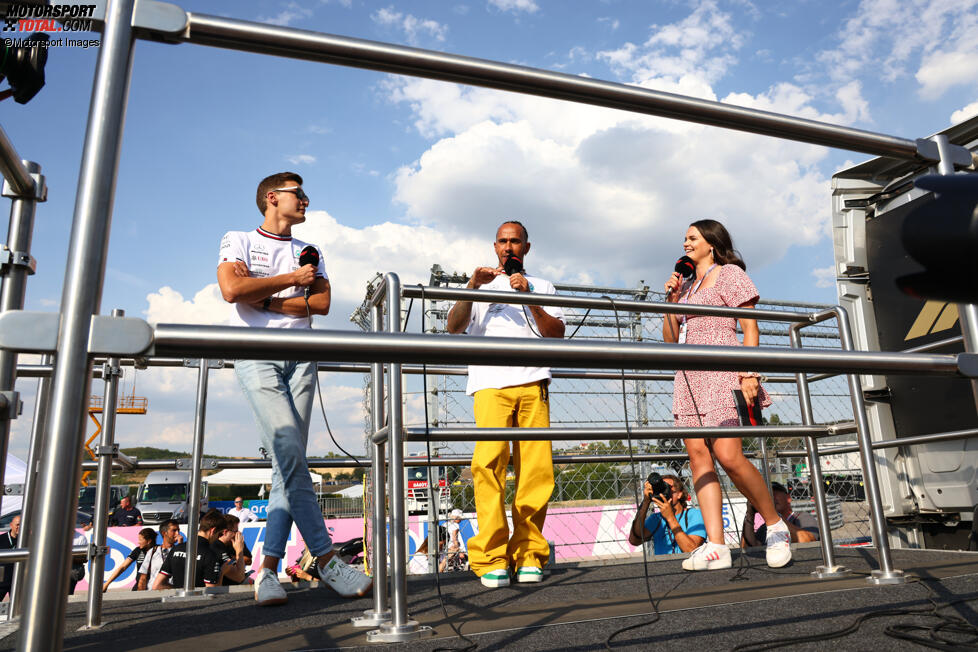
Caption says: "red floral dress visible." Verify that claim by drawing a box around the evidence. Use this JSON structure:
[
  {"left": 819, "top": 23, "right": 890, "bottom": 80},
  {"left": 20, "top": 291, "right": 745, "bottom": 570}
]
[{"left": 672, "top": 264, "right": 771, "bottom": 426}]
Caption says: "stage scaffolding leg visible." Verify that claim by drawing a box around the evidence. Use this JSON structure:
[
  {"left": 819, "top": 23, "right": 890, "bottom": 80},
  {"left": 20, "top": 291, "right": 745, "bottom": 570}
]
[
  {"left": 83, "top": 315, "right": 124, "bottom": 628},
  {"left": 790, "top": 324, "right": 848, "bottom": 579},
  {"left": 368, "top": 273, "right": 431, "bottom": 643},
  {"left": 352, "top": 302, "right": 391, "bottom": 627},
  {"left": 163, "top": 359, "right": 218, "bottom": 601},
  {"left": 834, "top": 307, "right": 905, "bottom": 585},
  {"left": 18, "top": 1, "right": 137, "bottom": 648}
]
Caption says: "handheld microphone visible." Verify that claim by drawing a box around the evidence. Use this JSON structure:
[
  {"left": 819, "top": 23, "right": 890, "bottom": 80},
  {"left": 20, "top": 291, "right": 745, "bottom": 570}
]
[
  {"left": 503, "top": 255, "right": 524, "bottom": 276},
  {"left": 298, "top": 246, "right": 320, "bottom": 300},
  {"left": 674, "top": 255, "right": 695, "bottom": 280}
]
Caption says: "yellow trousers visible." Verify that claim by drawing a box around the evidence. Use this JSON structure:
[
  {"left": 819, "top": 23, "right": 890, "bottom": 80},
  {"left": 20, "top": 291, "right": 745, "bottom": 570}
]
[{"left": 468, "top": 381, "right": 554, "bottom": 576}]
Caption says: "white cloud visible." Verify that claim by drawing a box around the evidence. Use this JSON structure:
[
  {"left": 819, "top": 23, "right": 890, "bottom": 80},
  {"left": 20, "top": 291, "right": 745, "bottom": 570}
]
[
  {"left": 598, "top": 17, "right": 620, "bottom": 31},
  {"left": 812, "top": 266, "right": 836, "bottom": 289},
  {"left": 950, "top": 99, "right": 978, "bottom": 125},
  {"left": 371, "top": 6, "right": 448, "bottom": 45},
  {"left": 487, "top": 0, "right": 539, "bottom": 14},
  {"left": 597, "top": 0, "right": 745, "bottom": 88},
  {"left": 287, "top": 154, "right": 317, "bottom": 165},
  {"left": 145, "top": 284, "right": 229, "bottom": 326},
  {"left": 259, "top": 2, "right": 313, "bottom": 26},
  {"left": 814, "top": 0, "right": 978, "bottom": 100}
]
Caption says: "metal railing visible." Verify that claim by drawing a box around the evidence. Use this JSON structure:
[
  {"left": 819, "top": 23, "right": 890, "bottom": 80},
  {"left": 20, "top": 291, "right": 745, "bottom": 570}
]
[{"left": 0, "top": 0, "right": 975, "bottom": 648}]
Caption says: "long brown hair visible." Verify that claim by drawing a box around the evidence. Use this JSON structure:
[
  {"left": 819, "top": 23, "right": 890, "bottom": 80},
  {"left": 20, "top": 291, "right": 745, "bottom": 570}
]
[{"left": 690, "top": 219, "right": 746, "bottom": 270}]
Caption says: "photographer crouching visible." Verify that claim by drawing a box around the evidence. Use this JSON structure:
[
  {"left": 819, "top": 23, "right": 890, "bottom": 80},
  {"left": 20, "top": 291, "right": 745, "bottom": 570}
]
[{"left": 628, "top": 474, "right": 706, "bottom": 555}]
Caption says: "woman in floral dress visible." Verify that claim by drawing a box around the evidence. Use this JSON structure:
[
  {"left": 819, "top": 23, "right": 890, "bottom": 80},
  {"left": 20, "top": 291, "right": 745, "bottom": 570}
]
[{"left": 662, "top": 219, "right": 791, "bottom": 571}]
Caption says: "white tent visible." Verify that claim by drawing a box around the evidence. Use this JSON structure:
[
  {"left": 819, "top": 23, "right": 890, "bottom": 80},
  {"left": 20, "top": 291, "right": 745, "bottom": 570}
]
[
  {"left": 334, "top": 484, "right": 364, "bottom": 498},
  {"left": 1, "top": 454, "right": 27, "bottom": 516},
  {"left": 205, "top": 468, "right": 322, "bottom": 486}
]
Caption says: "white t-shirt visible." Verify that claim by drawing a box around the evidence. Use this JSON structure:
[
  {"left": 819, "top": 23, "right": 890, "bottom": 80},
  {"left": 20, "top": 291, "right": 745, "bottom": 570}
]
[
  {"left": 464, "top": 273, "right": 564, "bottom": 395},
  {"left": 218, "top": 227, "right": 328, "bottom": 329},
  {"left": 445, "top": 521, "right": 466, "bottom": 551},
  {"left": 227, "top": 507, "right": 258, "bottom": 523},
  {"left": 139, "top": 544, "right": 172, "bottom": 588}
]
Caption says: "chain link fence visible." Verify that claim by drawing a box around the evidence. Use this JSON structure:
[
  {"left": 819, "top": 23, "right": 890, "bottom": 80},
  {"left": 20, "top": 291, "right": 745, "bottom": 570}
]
[{"left": 354, "top": 266, "right": 873, "bottom": 569}]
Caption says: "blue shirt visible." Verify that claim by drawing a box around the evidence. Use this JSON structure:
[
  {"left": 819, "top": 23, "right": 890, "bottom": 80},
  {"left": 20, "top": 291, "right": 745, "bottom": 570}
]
[{"left": 643, "top": 507, "right": 706, "bottom": 554}]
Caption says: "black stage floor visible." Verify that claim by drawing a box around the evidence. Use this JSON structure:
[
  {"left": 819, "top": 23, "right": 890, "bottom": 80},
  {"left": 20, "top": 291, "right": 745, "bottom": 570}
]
[{"left": 4, "top": 546, "right": 978, "bottom": 651}]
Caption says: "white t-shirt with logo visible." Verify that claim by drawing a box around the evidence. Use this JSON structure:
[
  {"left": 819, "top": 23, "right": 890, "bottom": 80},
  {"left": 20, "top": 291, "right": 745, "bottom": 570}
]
[
  {"left": 464, "top": 273, "right": 564, "bottom": 395},
  {"left": 218, "top": 227, "right": 327, "bottom": 329}
]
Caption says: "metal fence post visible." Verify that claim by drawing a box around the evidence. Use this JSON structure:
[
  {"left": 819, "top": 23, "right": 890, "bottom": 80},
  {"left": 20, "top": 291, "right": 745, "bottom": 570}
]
[
  {"left": 163, "top": 358, "right": 217, "bottom": 601},
  {"left": 83, "top": 311, "right": 125, "bottom": 628},
  {"left": 790, "top": 323, "right": 848, "bottom": 578},
  {"left": 352, "top": 303, "right": 391, "bottom": 627},
  {"left": 18, "top": 0, "right": 136, "bottom": 648},
  {"left": 0, "top": 159, "right": 42, "bottom": 504},
  {"left": 834, "top": 307, "right": 905, "bottom": 584},
  {"left": 9, "top": 353, "right": 52, "bottom": 618},
  {"left": 368, "top": 274, "right": 432, "bottom": 643}
]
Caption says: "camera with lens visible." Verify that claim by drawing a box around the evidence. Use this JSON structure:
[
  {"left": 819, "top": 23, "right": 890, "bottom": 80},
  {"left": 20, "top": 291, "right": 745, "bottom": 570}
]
[{"left": 646, "top": 472, "right": 672, "bottom": 500}]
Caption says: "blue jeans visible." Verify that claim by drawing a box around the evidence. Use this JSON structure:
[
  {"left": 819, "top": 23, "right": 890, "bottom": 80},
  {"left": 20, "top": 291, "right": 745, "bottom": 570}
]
[{"left": 235, "top": 359, "right": 331, "bottom": 560}]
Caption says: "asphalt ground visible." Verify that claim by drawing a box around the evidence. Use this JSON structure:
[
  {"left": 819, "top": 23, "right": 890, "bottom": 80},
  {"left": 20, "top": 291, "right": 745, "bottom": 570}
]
[{"left": 3, "top": 545, "right": 978, "bottom": 651}]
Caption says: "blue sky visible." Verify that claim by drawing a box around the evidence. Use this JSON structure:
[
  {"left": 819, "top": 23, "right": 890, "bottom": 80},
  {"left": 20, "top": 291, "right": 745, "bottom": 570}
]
[{"left": 3, "top": 0, "right": 977, "bottom": 459}]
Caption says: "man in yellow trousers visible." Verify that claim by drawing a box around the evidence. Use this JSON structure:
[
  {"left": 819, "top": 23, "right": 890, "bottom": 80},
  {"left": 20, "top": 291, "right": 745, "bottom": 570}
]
[{"left": 447, "top": 220, "right": 565, "bottom": 588}]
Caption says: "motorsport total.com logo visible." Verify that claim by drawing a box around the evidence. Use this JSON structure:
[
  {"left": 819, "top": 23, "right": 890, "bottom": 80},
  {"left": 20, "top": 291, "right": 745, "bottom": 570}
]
[{"left": 3, "top": 3, "right": 96, "bottom": 33}]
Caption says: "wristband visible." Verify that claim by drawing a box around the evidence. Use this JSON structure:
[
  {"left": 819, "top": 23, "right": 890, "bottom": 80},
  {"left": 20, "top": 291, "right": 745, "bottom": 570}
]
[{"left": 262, "top": 297, "right": 272, "bottom": 311}]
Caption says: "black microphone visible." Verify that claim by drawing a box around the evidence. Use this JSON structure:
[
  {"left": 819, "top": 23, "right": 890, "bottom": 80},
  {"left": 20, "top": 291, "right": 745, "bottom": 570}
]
[
  {"left": 674, "top": 255, "right": 695, "bottom": 280},
  {"left": 503, "top": 255, "right": 524, "bottom": 276},
  {"left": 298, "top": 245, "right": 320, "bottom": 300}
]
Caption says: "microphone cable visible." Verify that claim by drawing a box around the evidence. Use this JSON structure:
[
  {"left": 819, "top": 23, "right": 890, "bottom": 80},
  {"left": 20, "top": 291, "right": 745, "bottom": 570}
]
[{"left": 304, "top": 295, "right": 365, "bottom": 467}]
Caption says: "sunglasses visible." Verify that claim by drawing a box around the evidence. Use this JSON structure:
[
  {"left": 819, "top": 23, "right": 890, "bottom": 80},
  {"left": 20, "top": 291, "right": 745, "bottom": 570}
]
[{"left": 273, "top": 186, "right": 309, "bottom": 202}]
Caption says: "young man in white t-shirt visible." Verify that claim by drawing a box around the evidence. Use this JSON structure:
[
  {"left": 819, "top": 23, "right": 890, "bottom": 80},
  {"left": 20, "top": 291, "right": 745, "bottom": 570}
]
[
  {"left": 217, "top": 171, "right": 371, "bottom": 606},
  {"left": 446, "top": 221, "right": 565, "bottom": 588}
]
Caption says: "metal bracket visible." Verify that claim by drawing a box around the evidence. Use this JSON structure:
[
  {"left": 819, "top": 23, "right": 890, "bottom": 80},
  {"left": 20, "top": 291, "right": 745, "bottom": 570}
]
[
  {"left": 0, "top": 248, "right": 37, "bottom": 276},
  {"left": 101, "top": 363, "right": 123, "bottom": 379},
  {"left": 3, "top": 484, "right": 24, "bottom": 496},
  {"left": 0, "top": 391, "right": 21, "bottom": 421},
  {"left": 176, "top": 458, "right": 218, "bottom": 470},
  {"left": 915, "top": 138, "right": 972, "bottom": 168},
  {"left": 87, "top": 543, "right": 109, "bottom": 559},
  {"left": 0, "top": 312, "right": 153, "bottom": 356},
  {"left": 95, "top": 444, "right": 120, "bottom": 457},
  {"left": 960, "top": 353, "right": 978, "bottom": 379},
  {"left": 1, "top": 169, "right": 46, "bottom": 202},
  {"left": 87, "top": 0, "right": 189, "bottom": 41},
  {"left": 182, "top": 359, "right": 225, "bottom": 369}
]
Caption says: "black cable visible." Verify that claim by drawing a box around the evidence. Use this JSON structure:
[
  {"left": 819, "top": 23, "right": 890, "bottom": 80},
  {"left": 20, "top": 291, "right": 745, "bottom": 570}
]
[
  {"left": 419, "top": 284, "right": 479, "bottom": 652},
  {"left": 522, "top": 304, "right": 592, "bottom": 340},
  {"left": 305, "top": 298, "right": 365, "bottom": 467},
  {"left": 603, "top": 296, "right": 661, "bottom": 649}
]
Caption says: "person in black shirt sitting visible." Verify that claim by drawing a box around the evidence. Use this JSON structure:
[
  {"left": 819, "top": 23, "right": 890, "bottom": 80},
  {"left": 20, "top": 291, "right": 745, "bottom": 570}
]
[
  {"left": 152, "top": 509, "right": 224, "bottom": 589},
  {"left": 102, "top": 527, "right": 157, "bottom": 591},
  {"left": 0, "top": 515, "right": 20, "bottom": 600},
  {"left": 212, "top": 514, "right": 251, "bottom": 585},
  {"left": 108, "top": 496, "right": 142, "bottom": 527}
]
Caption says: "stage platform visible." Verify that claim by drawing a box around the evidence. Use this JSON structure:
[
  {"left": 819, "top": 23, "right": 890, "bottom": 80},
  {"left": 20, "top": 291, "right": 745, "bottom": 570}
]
[{"left": 3, "top": 545, "right": 978, "bottom": 650}]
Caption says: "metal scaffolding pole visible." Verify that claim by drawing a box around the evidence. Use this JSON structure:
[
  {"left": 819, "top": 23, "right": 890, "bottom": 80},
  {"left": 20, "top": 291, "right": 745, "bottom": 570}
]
[
  {"left": 84, "top": 313, "right": 124, "bottom": 628},
  {"left": 0, "top": 159, "right": 41, "bottom": 519},
  {"left": 18, "top": 0, "right": 136, "bottom": 648},
  {"left": 352, "top": 303, "right": 391, "bottom": 627},
  {"left": 831, "top": 307, "right": 905, "bottom": 584},
  {"left": 367, "top": 274, "right": 431, "bottom": 642},
  {"left": 9, "top": 353, "right": 52, "bottom": 618},
  {"left": 789, "top": 323, "right": 848, "bottom": 579}
]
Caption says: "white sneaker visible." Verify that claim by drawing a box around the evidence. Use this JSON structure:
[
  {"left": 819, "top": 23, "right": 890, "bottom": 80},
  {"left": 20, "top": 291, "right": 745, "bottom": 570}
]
[
  {"left": 515, "top": 566, "right": 543, "bottom": 583},
  {"left": 766, "top": 520, "right": 792, "bottom": 568},
  {"left": 682, "top": 542, "right": 732, "bottom": 571},
  {"left": 254, "top": 568, "right": 288, "bottom": 606},
  {"left": 479, "top": 568, "right": 510, "bottom": 588},
  {"left": 318, "top": 556, "right": 372, "bottom": 598}
]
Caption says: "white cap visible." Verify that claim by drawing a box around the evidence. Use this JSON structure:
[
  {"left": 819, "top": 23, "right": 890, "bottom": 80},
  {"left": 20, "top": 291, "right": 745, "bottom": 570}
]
[{"left": 450, "top": 509, "right": 463, "bottom": 519}]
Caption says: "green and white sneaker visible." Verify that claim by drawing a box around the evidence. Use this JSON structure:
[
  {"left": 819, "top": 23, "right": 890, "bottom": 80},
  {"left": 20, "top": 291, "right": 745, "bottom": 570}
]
[
  {"left": 515, "top": 566, "right": 543, "bottom": 583},
  {"left": 479, "top": 569, "right": 510, "bottom": 588}
]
